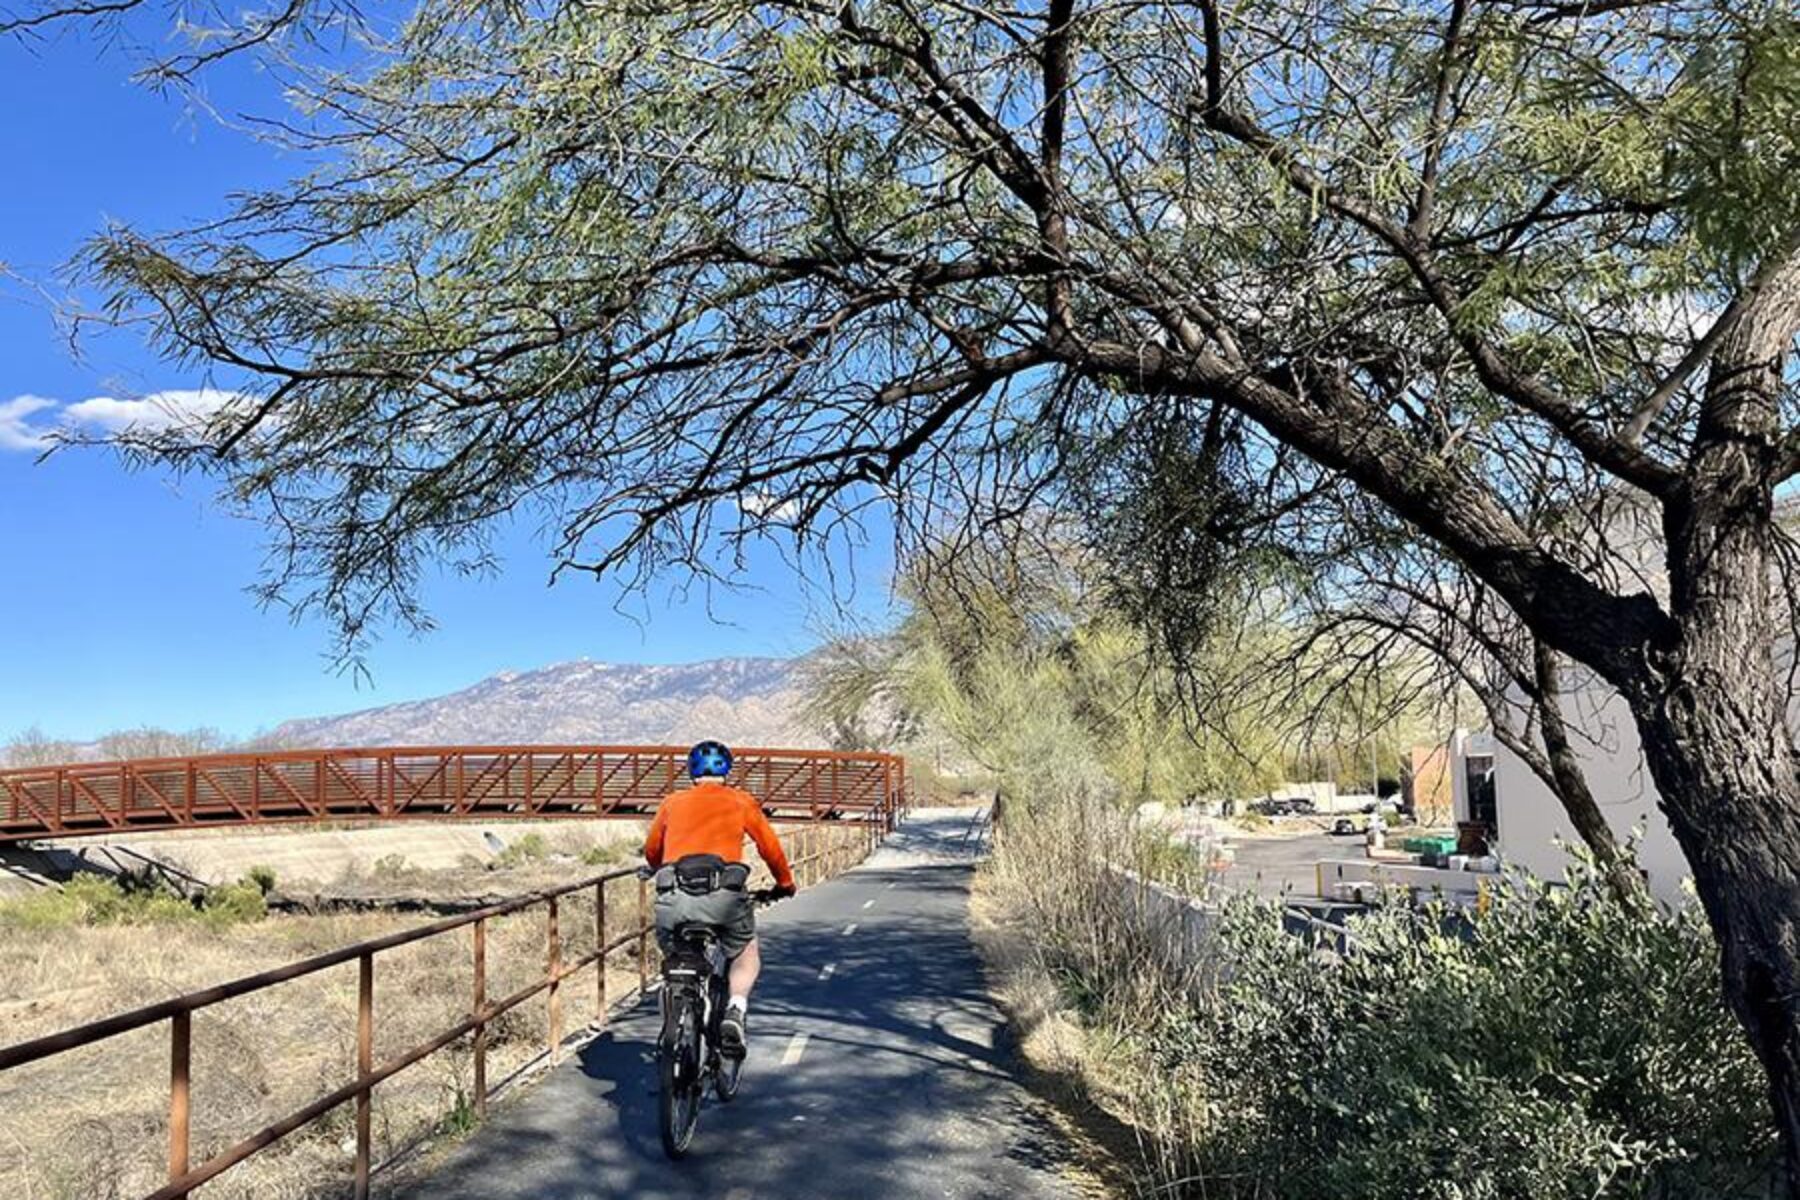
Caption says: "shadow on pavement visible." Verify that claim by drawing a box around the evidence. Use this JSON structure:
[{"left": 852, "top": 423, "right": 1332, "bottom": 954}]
[{"left": 400, "top": 818, "right": 1075, "bottom": 1200}]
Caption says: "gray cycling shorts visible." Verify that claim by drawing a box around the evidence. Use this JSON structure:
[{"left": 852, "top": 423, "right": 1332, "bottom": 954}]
[{"left": 653, "top": 879, "right": 757, "bottom": 958}]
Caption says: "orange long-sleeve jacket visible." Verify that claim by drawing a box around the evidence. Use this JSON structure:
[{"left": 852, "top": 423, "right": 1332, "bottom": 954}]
[{"left": 643, "top": 778, "right": 796, "bottom": 890}]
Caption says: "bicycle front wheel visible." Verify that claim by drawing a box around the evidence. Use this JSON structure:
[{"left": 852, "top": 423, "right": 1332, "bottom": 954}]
[{"left": 659, "top": 991, "right": 703, "bottom": 1158}]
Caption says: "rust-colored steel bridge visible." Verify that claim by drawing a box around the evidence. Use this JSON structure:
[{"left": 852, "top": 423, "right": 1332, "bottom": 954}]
[{"left": 0, "top": 745, "right": 905, "bottom": 843}]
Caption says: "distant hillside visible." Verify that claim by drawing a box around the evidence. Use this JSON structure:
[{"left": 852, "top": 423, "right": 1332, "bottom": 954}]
[{"left": 270, "top": 657, "right": 817, "bottom": 749}]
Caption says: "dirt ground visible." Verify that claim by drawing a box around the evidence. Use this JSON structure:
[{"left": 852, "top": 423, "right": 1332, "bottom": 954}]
[
  {"left": 1, "top": 877, "right": 649, "bottom": 1199},
  {"left": 0, "top": 820, "right": 868, "bottom": 1200}
]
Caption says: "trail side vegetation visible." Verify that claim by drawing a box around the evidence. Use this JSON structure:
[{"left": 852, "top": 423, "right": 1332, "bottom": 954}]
[
  {"left": 0, "top": 871, "right": 268, "bottom": 931},
  {"left": 822, "top": 558, "right": 1780, "bottom": 1196},
  {"left": 982, "top": 795, "right": 1778, "bottom": 1199},
  {"left": 804, "top": 544, "right": 1446, "bottom": 809}
]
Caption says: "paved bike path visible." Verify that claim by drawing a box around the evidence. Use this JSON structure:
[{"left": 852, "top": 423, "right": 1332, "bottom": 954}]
[{"left": 401, "top": 810, "right": 1078, "bottom": 1199}]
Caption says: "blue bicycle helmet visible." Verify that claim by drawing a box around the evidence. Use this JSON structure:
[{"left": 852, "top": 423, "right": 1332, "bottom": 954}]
[{"left": 687, "top": 740, "right": 733, "bottom": 780}]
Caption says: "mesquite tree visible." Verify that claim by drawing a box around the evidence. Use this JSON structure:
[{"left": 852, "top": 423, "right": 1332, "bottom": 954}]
[
  {"left": 1269, "top": 491, "right": 1641, "bottom": 889},
  {"left": 20, "top": 0, "right": 1800, "bottom": 1180}
]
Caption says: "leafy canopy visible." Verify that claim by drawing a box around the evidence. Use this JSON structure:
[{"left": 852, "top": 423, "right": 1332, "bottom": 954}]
[{"left": 61, "top": 0, "right": 1800, "bottom": 661}]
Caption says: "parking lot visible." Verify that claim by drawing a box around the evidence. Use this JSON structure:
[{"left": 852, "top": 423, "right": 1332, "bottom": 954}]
[{"left": 1218, "top": 825, "right": 1361, "bottom": 899}]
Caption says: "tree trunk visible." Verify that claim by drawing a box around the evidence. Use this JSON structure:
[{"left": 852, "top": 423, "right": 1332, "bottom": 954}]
[
  {"left": 1621, "top": 249, "right": 1800, "bottom": 1192},
  {"left": 1628, "top": 630, "right": 1800, "bottom": 1192}
]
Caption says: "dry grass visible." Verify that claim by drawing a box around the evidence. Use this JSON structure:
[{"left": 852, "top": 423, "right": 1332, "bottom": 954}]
[
  {"left": 0, "top": 881, "right": 650, "bottom": 1199},
  {"left": 969, "top": 883, "right": 1142, "bottom": 1200},
  {"left": 0, "top": 821, "right": 872, "bottom": 1199},
  {"left": 967, "top": 800, "right": 1220, "bottom": 1199}
]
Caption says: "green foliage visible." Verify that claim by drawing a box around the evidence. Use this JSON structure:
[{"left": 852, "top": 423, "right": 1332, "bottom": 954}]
[
  {"left": 63, "top": 0, "right": 1800, "bottom": 669},
  {"left": 579, "top": 841, "right": 633, "bottom": 867},
  {"left": 493, "top": 832, "right": 549, "bottom": 868},
  {"left": 808, "top": 546, "right": 1437, "bottom": 810},
  {"left": 0, "top": 872, "right": 268, "bottom": 930},
  {"left": 245, "top": 864, "right": 278, "bottom": 895},
  {"left": 1007, "top": 803, "right": 1779, "bottom": 1198},
  {"left": 441, "top": 1084, "right": 480, "bottom": 1137},
  {"left": 200, "top": 880, "right": 268, "bottom": 928}
]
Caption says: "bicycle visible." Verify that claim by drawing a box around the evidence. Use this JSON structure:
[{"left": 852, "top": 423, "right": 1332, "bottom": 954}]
[{"left": 655, "top": 885, "right": 784, "bottom": 1159}]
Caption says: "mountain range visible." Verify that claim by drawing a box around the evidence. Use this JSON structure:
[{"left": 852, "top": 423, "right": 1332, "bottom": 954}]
[{"left": 269, "top": 656, "right": 818, "bottom": 749}]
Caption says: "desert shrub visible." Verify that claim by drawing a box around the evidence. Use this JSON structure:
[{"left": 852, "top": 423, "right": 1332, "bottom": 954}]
[
  {"left": 493, "top": 832, "right": 549, "bottom": 868},
  {"left": 245, "top": 864, "right": 278, "bottom": 895},
  {"left": 994, "top": 804, "right": 1778, "bottom": 1198},
  {"left": 371, "top": 853, "right": 415, "bottom": 880},
  {"left": 0, "top": 884, "right": 90, "bottom": 929},
  {"left": 580, "top": 841, "right": 633, "bottom": 868},
  {"left": 0, "top": 872, "right": 268, "bottom": 930},
  {"left": 202, "top": 881, "right": 269, "bottom": 927}
]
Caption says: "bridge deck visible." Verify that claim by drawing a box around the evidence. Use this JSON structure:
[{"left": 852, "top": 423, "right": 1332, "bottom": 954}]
[
  {"left": 0, "top": 746, "right": 901, "bottom": 842},
  {"left": 400, "top": 809, "right": 1079, "bottom": 1200}
]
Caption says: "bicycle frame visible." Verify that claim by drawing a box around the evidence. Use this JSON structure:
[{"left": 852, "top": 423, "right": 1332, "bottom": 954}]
[
  {"left": 656, "top": 927, "right": 733, "bottom": 1158},
  {"left": 652, "top": 886, "right": 779, "bottom": 1159}
]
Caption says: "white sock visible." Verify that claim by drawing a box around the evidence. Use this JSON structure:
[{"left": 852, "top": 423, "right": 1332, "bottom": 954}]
[{"left": 728, "top": 995, "right": 749, "bottom": 1013}]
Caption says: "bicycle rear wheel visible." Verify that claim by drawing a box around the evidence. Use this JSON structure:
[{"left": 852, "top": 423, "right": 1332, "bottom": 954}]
[{"left": 659, "top": 991, "right": 703, "bottom": 1158}]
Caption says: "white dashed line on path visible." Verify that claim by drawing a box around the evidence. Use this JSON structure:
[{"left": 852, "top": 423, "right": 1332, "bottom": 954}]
[
  {"left": 781, "top": 1033, "right": 810, "bottom": 1066},
  {"left": 818, "top": 962, "right": 836, "bottom": 981},
  {"left": 842, "top": 922, "right": 858, "bottom": 936},
  {"left": 862, "top": 899, "right": 875, "bottom": 909}
]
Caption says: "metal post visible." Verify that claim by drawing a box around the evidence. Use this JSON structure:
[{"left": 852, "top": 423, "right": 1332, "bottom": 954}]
[
  {"left": 169, "top": 1011, "right": 191, "bottom": 1196},
  {"left": 473, "top": 918, "right": 487, "bottom": 1119},
  {"left": 547, "top": 896, "right": 563, "bottom": 1064},
  {"left": 595, "top": 880, "right": 607, "bottom": 1024},
  {"left": 354, "top": 951, "right": 373, "bottom": 1200}
]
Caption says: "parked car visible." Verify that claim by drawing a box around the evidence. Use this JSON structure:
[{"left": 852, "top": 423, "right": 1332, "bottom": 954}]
[{"left": 1332, "top": 817, "right": 1360, "bottom": 836}]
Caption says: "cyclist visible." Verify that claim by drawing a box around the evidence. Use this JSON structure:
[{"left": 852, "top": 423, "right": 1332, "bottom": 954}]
[{"left": 643, "top": 740, "right": 796, "bottom": 1057}]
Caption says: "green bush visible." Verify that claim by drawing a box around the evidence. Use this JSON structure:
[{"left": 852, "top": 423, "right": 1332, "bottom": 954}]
[
  {"left": 0, "top": 877, "right": 270, "bottom": 935},
  {"left": 994, "top": 801, "right": 1778, "bottom": 1199},
  {"left": 201, "top": 880, "right": 268, "bottom": 927},
  {"left": 493, "top": 832, "right": 549, "bottom": 868},
  {"left": 0, "top": 871, "right": 271, "bottom": 930},
  {"left": 245, "top": 864, "right": 278, "bottom": 895},
  {"left": 580, "top": 841, "right": 633, "bottom": 867},
  {"left": 1145, "top": 866, "right": 1778, "bottom": 1198}
]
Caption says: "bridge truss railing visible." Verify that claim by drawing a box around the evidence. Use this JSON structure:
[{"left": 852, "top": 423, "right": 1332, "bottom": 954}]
[
  {"left": 0, "top": 799, "right": 898, "bottom": 1200},
  {"left": 0, "top": 745, "right": 905, "bottom": 842}
]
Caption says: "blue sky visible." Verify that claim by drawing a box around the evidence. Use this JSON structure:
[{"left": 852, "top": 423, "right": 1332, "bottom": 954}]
[{"left": 0, "top": 26, "right": 893, "bottom": 741}]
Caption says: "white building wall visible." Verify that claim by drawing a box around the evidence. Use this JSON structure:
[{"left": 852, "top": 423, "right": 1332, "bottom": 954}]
[{"left": 1488, "top": 687, "right": 1693, "bottom": 907}]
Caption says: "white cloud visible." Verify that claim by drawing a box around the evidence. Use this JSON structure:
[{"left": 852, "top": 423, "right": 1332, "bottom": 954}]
[
  {"left": 62, "top": 388, "right": 246, "bottom": 436},
  {"left": 0, "top": 388, "right": 252, "bottom": 452},
  {"left": 738, "top": 492, "right": 802, "bottom": 523},
  {"left": 0, "top": 396, "right": 56, "bottom": 451}
]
